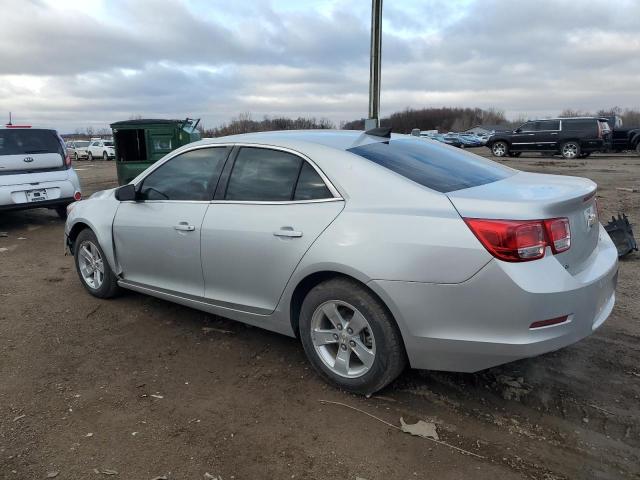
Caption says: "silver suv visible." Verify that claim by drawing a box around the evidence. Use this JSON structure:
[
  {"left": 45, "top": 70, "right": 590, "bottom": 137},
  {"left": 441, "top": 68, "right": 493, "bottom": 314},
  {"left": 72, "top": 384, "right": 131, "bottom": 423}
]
[{"left": 0, "top": 126, "right": 82, "bottom": 218}]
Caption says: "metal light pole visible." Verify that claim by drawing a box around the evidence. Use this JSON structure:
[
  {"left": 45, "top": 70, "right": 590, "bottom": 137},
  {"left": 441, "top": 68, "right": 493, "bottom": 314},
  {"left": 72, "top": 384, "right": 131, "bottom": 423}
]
[{"left": 365, "top": 0, "right": 383, "bottom": 130}]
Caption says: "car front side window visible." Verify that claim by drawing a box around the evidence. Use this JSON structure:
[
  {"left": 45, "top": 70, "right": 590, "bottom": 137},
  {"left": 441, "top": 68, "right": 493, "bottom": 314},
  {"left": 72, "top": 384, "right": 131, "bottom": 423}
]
[{"left": 139, "top": 147, "right": 229, "bottom": 201}]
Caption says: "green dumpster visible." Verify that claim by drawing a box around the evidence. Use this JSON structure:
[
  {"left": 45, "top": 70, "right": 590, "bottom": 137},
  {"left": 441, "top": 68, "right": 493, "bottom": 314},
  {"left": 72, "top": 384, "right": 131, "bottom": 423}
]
[{"left": 110, "top": 118, "right": 201, "bottom": 185}]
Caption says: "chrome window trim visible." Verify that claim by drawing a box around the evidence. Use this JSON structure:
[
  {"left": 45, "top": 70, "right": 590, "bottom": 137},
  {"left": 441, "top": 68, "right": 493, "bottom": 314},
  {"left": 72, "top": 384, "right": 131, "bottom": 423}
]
[{"left": 132, "top": 142, "right": 343, "bottom": 203}]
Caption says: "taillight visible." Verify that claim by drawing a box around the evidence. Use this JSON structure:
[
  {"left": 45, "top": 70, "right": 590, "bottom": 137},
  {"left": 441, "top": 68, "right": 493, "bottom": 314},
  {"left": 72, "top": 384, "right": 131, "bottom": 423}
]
[
  {"left": 545, "top": 218, "right": 570, "bottom": 253},
  {"left": 464, "top": 217, "right": 571, "bottom": 262},
  {"left": 64, "top": 152, "right": 72, "bottom": 167},
  {"left": 73, "top": 191, "right": 82, "bottom": 201}
]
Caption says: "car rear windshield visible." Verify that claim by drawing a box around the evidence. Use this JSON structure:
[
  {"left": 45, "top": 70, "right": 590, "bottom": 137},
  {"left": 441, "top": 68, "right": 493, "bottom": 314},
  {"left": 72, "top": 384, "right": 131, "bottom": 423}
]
[
  {"left": 75, "top": 141, "right": 89, "bottom": 147},
  {"left": 347, "top": 138, "right": 513, "bottom": 193},
  {"left": 0, "top": 129, "right": 63, "bottom": 156}
]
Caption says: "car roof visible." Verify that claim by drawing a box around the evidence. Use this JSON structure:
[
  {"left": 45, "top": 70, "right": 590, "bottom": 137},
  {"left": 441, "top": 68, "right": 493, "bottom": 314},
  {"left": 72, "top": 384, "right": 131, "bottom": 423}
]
[{"left": 195, "top": 129, "right": 400, "bottom": 152}]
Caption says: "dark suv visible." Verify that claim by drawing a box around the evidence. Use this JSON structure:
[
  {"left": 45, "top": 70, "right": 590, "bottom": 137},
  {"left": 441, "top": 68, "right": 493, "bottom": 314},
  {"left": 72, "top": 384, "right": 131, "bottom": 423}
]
[{"left": 487, "top": 117, "right": 611, "bottom": 159}]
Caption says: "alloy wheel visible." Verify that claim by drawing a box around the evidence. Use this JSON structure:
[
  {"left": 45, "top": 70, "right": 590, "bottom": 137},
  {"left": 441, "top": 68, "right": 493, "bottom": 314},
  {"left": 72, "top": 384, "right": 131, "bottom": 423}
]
[
  {"left": 310, "top": 300, "right": 376, "bottom": 378},
  {"left": 562, "top": 143, "right": 579, "bottom": 159},
  {"left": 492, "top": 142, "right": 507, "bottom": 157},
  {"left": 77, "top": 240, "right": 105, "bottom": 289}
]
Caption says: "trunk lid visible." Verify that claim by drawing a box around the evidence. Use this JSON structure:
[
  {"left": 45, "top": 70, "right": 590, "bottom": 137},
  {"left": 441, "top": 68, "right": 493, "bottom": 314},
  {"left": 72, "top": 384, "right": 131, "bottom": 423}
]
[
  {"left": 447, "top": 171, "right": 599, "bottom": 274},
  {"left": 0, "top": 129, "right": 65, "bottom": 174}
]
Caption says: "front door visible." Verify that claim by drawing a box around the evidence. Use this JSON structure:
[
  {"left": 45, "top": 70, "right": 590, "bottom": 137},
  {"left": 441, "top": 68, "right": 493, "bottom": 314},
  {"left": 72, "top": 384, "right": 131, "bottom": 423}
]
[
  {"left": 201, "top": 146, "right": 344, "bottom": 314},
  {"left": 113, "top": 146, "right": 230, "bottom": 296},
  {"left": 510, "top": 121, "right": 538, "bottom": 152}
]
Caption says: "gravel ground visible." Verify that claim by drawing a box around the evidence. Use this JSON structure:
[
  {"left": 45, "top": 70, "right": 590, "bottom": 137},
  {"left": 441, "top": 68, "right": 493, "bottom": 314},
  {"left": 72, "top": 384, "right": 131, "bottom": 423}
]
[{"left": 1, "top": 150, "right": 639, "bottom": 480}]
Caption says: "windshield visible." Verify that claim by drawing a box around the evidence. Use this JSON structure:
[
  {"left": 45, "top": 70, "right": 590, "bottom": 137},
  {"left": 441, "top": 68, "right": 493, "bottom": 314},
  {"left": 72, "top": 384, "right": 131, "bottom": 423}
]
[
  {"left": 0, "top": 129, "right": 63, "bottom": 156},
  {"left": 348, "top": 138, "right": 513, "bottom": 193}
]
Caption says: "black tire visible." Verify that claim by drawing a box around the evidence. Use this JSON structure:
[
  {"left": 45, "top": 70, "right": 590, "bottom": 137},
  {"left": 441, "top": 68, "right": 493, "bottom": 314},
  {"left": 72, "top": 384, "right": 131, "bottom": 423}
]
[
  {"left": 103, "top": 151, "right": 108, "bottom": 161},
  {"left": 74, "top": 152, "right": 78, "bottom": 161},
  {"left": 299, "top": 278, "right": 406, "bottom": 395},
  {"left": 55, "top": 205, "right": 68, "bottom": 219},
  {"left": 73, "top": 229, "right": 120, "bottom": 299},
  {"left": 87, "top": 152, "right": 93, "bottom": 161},
  {"left": 560, "top": 141, "right": 580, "bottom": 159},
  {"left": 491, "top": 141, "right": 509, "bottom": 157}
]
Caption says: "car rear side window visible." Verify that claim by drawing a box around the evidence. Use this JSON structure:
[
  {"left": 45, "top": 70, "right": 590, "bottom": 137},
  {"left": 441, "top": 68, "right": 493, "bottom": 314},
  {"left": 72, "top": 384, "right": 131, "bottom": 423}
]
[
  {"left": 139, "top": 147, "right": 229, "bottom": 201},
  {"left": 348, "top": 138, "right": 513, "bottom": 193},
  {"left": 225, "top": 148, "right": 303, "bottom": 201},
  {"left": 294, "top": 162, "right": 332, "bottom": 200},
  {"left": 0, "top": 129, "right": 63, "bottom": 156}
]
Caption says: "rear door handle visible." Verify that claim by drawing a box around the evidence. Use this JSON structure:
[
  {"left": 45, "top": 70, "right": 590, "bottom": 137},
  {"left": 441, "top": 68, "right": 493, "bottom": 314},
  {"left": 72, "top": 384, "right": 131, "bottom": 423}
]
[
  {"left": 174, "top": 223, "right": 195, "bottom": 232},
  {"left": 274, "top": 227, "right": 303, "bottom": 238}
]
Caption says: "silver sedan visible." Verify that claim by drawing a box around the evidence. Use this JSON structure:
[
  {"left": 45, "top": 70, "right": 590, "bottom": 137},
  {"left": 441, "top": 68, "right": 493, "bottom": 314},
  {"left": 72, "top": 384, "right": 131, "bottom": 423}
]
[{"left": 64, "top": 130, "right": 618, "bottom": 394}]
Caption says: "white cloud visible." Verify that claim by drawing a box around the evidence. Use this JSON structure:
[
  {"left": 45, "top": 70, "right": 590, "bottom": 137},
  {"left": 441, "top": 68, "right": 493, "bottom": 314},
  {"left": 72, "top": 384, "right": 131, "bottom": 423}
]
[{"left": 1, "top": 0, "right": 639, "bottom": 132}]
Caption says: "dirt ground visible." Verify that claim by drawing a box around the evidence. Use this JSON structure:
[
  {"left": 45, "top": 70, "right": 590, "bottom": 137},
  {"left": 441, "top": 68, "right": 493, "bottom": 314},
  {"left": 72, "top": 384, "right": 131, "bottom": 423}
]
[{"left": 1, "top": 150, "right": 639, "bottom": 480}]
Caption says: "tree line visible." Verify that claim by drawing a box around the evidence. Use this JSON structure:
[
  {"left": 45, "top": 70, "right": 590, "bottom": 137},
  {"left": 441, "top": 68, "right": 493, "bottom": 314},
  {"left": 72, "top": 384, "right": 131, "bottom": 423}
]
[{"left": 67, "top": 106, "right": 640, "bottom": 139}]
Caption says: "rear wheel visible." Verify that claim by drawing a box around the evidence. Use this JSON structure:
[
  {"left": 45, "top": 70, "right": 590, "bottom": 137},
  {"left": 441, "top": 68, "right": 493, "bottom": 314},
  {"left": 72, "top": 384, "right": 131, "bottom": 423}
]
[
  {"left": 55, "top": 205, "right": 68, "bottom": 219},
  {"left": 561, "top": 141, "right": 580, "bottom": 159},
  {"left": 73, "top": 229, "right": 120, "bottom": 298},
  {"left": 491, "top": 141, "right": 508, "bottom": 157},
  {"left": 103, "top": 151, "right": 108, "bottom": 161},
  {"left": 87, "top": 152, "right": 93, "bottom": 161},
  {"left": 299, "top": 278, "right": 406, "bottom": 395}
]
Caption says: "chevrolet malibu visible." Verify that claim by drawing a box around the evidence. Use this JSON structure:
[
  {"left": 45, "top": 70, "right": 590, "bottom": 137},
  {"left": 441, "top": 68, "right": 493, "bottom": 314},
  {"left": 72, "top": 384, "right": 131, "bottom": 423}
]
[{"left": 64, "top": 129, "right": 618, "bottom": 394}]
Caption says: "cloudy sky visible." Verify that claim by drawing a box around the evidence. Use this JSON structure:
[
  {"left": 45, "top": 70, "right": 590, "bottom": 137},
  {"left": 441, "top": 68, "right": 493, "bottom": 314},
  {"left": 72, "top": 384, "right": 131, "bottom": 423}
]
[{"left": 1, "top": 0, "right": 639, "bottom": 133}]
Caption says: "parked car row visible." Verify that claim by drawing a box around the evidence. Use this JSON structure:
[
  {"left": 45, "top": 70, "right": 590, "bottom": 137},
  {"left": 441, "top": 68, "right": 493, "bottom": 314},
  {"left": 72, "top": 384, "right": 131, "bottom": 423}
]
[
  {"left": 418, "top": 131, "right": 489, "bottom": 148},
  {"left": 66, "top": 138, "right": 115, "bottom": 161}
]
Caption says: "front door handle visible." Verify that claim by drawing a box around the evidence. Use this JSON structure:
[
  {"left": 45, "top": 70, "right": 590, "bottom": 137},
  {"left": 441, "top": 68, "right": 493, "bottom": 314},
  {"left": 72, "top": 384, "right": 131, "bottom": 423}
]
[
  {"left": 174, "top": 223, "right": 195, "bottom": 232},
  {"left": 274, "top": 227, "right": 303, "bottom": 238}
]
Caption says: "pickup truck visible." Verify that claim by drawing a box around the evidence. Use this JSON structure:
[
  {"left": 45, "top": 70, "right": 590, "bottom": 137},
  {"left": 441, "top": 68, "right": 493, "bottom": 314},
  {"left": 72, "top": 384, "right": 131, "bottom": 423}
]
[{"left": 603, "top": 115, "right": 640, "bottom": 154}]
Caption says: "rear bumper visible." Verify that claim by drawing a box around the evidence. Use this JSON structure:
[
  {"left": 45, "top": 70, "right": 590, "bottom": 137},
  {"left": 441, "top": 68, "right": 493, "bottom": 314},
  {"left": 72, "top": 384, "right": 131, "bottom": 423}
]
[
  {"left": 0, "top": 172, "right": 81, "bottom": 212},
  {"left": 0, "top": 197, "right": 75, "bottom": 212},
  {"left": 369, "top": 224, "right": 618, "bottom": 372}
]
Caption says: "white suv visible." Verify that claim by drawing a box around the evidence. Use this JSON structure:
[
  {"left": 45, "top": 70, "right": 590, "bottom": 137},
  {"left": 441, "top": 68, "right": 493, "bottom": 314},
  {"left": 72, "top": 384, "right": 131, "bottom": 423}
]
[
  {"left": 0, "top": 126, "right": 82, "bottom": 218},
  {"left": 86, "top": 139, "right": 115, "bottom": 161}
]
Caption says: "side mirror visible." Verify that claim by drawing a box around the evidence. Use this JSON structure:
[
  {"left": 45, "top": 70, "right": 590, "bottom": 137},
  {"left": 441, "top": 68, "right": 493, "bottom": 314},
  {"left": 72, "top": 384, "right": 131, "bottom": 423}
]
[{"left": 115, "top": 183, "right": 137, "bottom": 201}]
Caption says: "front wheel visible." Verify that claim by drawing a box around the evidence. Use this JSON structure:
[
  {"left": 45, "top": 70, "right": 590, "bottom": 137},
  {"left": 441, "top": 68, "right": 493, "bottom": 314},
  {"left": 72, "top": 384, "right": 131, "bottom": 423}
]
[
  {"left": 74, "top": 229, "right": 120, "bottom": 298},
  {"left": 491, "top": 141, "right": 509, "bottom": 157},
  {"left": 74, "top": 152, "right": 78, "bottom": 161},
  {"left": 561, "top": 141, "right": 580, "bottom": 159},
  {"left": 299, "top": 278, "right": 406, "bottom": 395},
  {"left": 103, "top": 151, "right": 108, "bottom": 161},
  {"left": 87, "top": 152, "right": 93, "bottom": 161}
]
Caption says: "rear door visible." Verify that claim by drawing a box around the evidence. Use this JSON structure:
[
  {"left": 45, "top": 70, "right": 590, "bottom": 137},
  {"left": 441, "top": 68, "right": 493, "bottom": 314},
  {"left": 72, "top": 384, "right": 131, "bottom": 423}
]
[
  {"left": 113, "top": 146, "right": 230, "bottom": 296},
  {"left": 200, "top": 146, "right": 344, "bottom": 314},
  {"left": 0, "top": 129, "right": 65, "bottom": 175},
  {"left": 535, "top": 120, "right": 561, "bottom": 151}
]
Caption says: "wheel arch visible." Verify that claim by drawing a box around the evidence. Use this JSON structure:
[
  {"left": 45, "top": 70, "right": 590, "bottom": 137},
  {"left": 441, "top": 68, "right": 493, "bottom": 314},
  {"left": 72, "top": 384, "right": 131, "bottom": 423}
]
[
  {"left": 288, "top": 270, "right": 401, "bottom": 341},
  {"left": 67, "top": 221, "right": 91, "bottom": 251}
]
